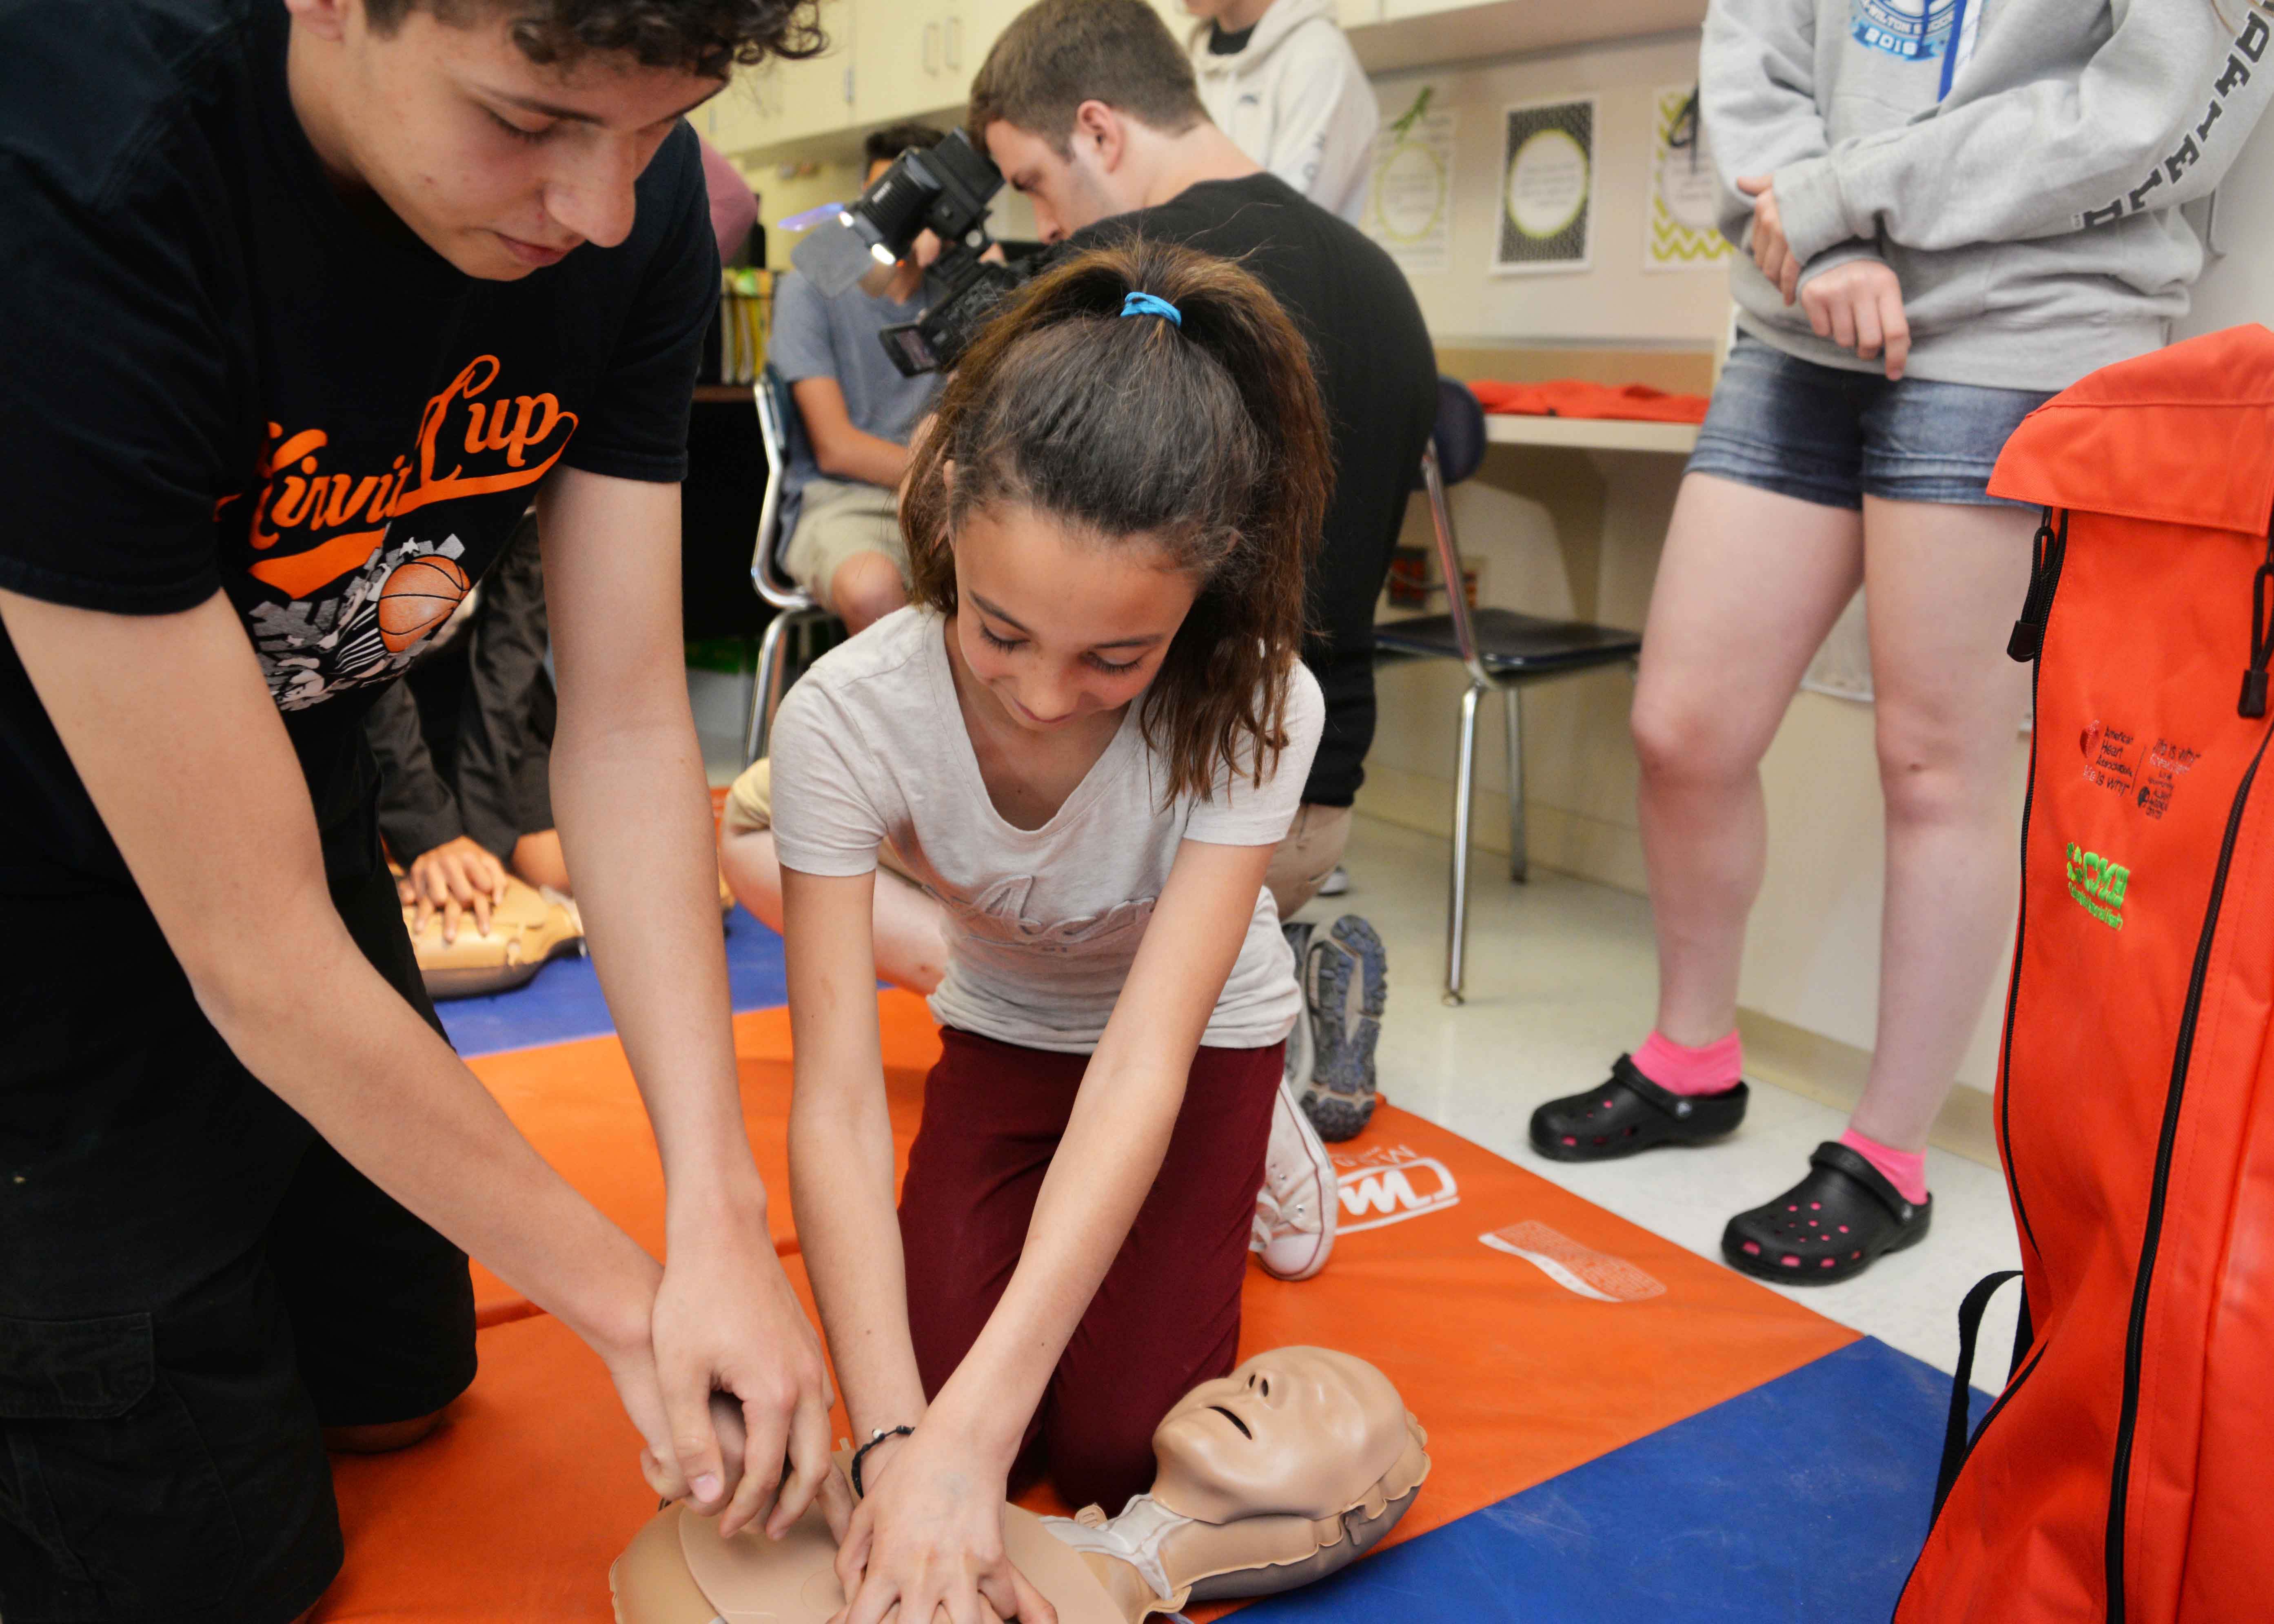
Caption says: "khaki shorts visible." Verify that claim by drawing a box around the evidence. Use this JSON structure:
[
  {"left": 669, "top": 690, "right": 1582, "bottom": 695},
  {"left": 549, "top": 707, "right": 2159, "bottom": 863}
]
[
  {"left": 782, "top": 477, "right": 909, "bottom": 604},
  {"left": 722, "top": 757, "right": 917, "bottom": 881}
]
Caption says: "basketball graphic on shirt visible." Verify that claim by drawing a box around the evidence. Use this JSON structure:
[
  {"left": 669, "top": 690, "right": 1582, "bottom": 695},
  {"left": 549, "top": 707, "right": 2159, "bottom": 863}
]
[{"left": 376, "top": 555, "right": 472, "bottom": 653}]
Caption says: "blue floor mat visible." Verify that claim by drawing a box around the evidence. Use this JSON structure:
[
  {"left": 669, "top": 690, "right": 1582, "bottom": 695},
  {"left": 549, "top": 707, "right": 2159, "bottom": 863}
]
[
  {"left": 1241, "top": 1337, "right": 1991, "bottom": 1624},
  {"left": 439, "top": 906, "right": 788, "bottom": 1058}
]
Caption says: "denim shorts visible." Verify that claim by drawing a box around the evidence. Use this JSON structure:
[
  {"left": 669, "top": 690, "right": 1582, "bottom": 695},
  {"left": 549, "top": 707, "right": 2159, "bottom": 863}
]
[{"left": 1686, "top": 334, "right": 2054, "bottom": 509}]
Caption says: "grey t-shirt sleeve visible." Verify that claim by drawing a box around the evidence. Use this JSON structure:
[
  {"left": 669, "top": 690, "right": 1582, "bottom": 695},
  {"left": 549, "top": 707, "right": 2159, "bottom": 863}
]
[
  {"left": 1185, "top": 662, "right": 1325, "bottom": 846},
  {"left": 768, "top": 676, "right": 891, "bottom": 877},
  {"left": 765, "top": 270, "right": 841, "bottom": 386}
]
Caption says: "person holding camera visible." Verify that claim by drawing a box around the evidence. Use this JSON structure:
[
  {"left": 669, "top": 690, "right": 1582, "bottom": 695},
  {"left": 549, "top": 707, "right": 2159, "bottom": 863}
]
[{"left": 770, "top": 123, "right": 953, "bottom": 634}]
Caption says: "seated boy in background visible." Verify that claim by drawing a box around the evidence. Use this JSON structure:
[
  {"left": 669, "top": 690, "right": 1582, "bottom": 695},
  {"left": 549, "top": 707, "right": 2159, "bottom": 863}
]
[
  {"left": 368, "top": 506, "right": 566, "bottom": 945},
  {"left": 770, "top": 123, "right": 950, "bottom": 631}
]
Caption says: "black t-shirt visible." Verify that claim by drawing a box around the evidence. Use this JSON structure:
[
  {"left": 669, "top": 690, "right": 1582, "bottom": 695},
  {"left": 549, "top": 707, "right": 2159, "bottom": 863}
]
[
  {"left": 0, "top": 0, "right": 718, "bottom": 897},
  {"left": 1066, "top": 175, "right": 1437, "bottom": 807}
]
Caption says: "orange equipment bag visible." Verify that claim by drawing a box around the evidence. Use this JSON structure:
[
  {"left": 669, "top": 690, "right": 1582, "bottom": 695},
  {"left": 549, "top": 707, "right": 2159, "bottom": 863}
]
[{"left": 1898, "top": 324, "right": 2274, "bottom": 1623}]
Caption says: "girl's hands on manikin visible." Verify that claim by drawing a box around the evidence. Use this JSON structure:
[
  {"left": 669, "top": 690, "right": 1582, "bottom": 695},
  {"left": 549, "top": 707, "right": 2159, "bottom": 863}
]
[{"left": 832, "top": 1424, "right": 1058, "bottom": 1624}]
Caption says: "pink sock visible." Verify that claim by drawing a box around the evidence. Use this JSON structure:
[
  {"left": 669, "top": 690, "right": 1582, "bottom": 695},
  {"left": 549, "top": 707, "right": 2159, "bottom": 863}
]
[
  {"left": 1841, "top": 1128, "right": 1929, "bottom": 1205},
  {"left": 1633, "top": 1030, "right": 1743, "bottom": 1097}
]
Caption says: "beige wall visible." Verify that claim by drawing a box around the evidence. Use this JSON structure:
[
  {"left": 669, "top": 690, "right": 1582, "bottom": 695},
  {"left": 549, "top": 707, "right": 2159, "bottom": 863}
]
[{"left": 1365, "top": 34, "right": 1732, "bottom": 346}]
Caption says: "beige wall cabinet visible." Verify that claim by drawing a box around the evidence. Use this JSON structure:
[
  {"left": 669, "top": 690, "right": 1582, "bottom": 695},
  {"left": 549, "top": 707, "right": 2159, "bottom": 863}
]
[
  {"left": 854, "top": 1, "right": 979, "bottom": 126},
  {"left": 709, "top": 0, "right": 856, "bottom": 150}
]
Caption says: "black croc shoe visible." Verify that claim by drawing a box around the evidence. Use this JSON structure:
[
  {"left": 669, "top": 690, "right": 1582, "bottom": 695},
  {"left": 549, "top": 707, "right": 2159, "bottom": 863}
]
[
  {"left": 1529, "top": 1055, "right": 1749, "bottom": 1162},
  {"left": 1722, "top": 1141, "right": 1932, "bottom": 1284}
]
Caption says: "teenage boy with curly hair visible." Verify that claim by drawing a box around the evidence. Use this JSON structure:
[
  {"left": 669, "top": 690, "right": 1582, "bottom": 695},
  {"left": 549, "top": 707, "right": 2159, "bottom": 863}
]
[{"left": 0, "top": 2, "right": 844, "bottom": 1617}]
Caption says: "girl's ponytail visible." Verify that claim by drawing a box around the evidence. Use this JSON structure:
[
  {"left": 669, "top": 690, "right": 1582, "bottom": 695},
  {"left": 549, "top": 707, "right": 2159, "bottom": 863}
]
[{"left": 901, "top": 238, "right": 1333, "bottom": 803}]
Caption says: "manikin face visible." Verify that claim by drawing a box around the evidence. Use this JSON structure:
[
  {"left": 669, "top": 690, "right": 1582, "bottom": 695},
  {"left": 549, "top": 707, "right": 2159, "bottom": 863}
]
[
  {"left": 949, "top": 503, "right": 1196, "bottom": 735},
  {"left": 1150, "top": 1348, "right": 1410, "bottom": 1524},
  {"left": 981, "top": 118, "right": 1129, "bottom": 244},
  {"left": 286, "top": 0, "right": 722, "bottom": 279}
]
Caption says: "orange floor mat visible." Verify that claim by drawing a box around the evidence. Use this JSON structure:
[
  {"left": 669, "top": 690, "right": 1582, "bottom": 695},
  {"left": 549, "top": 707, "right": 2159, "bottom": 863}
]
[
  {"left": 464, "top": 993, "right": 943, "bottom": 1325},
  {"left": 326, "top": 995, "right": 1855, "bottom": 1620}
]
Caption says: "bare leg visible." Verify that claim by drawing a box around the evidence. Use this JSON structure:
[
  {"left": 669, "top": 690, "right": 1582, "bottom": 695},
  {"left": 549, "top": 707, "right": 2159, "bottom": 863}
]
[
  {"left": 827, "top": 550, "right": 910, "bottom": 635},
  {"left": 1631, "top": 475, "right": 1866, "bottom": 1046},
  {"left": 1848, "top": 496, "right": 2035, "bottom": 1152},
  {"left": 511, "top": 828, "right": 571, "bottom": 895},
  {"left": 719, "top": 826, "right": 952, "bottom": 995}
]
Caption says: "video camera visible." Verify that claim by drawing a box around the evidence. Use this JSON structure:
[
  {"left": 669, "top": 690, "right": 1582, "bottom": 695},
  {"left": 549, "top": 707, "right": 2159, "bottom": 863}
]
[{"left": 788, "top": 128, "right": 1024, "bottom": 377}]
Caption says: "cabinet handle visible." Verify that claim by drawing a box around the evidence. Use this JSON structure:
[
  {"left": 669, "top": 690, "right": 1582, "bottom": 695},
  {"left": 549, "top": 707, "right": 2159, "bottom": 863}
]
[
  {"left": 842, "top": 64, "right": 854, "bottom": 104},
  {"left": 945, "top": 14, "right": 962, "bottom": 70},
  {"left": 923, "top": 21, "right": 940, "bottom": 74}
]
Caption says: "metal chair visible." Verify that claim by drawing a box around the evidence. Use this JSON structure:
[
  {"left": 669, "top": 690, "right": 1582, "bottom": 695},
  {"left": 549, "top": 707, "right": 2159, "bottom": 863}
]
[
  {"left": 1373, "top": 377, "right": 1644, "bottom": 1005},
  {"left": 744, "top": 364, "right": 841, "bottom": 764}
]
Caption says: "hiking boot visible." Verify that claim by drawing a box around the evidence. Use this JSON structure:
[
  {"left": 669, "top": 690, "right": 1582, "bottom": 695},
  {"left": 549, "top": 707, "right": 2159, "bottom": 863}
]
[{"left": 1301, "top": 915, "right": 1384, "bottom": 1141}]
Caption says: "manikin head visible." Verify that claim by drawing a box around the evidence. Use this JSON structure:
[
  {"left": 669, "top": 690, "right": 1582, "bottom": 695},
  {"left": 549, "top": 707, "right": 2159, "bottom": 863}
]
[
  {"left": 611, "top": 1349, "right": 1428, "bottom": 1624},
  {"left": 281, "top": 0, "right": 821, "bottom": 279},
  {"left": 966, "top": 0, "right": 1220, "bottom": 242},
  {"left": 1150, "top": 1348, "right": 1415, "bottom": 1524}
]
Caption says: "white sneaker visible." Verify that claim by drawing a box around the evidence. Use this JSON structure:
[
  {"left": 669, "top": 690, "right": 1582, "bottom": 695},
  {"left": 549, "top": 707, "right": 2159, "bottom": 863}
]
[{"left": 1251, "top": 1074, "right": 1338, "bottom": 1281}]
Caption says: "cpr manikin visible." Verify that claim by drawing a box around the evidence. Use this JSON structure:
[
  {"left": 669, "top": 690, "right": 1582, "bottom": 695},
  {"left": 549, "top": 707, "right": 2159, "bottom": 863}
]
[{"left": 611, "top": 1348, "right": 1429, "bottom": 1624}]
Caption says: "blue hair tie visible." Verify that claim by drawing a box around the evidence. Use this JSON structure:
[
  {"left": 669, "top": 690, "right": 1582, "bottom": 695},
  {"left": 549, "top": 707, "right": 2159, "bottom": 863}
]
[{"left": 1119, "top": 290, "right": 1182, "bottom": 327}]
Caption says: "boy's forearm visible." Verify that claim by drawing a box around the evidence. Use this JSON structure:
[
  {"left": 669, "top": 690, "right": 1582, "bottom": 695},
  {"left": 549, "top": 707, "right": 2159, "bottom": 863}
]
[
  {"left": 551, "top": 718, "right": 764, "bottom": 1211},
  {"left": 211, "top": 922, "right": 660, "bottom": 1351},
  {"left": 0, "top": 584, "right": 660, "bottom": 1356},
  {"left": 815, "top": 426, "right": 910, "bottom": 490},
  {"left": 538, "top": 468, "right": 764, "bottom": 1218}
]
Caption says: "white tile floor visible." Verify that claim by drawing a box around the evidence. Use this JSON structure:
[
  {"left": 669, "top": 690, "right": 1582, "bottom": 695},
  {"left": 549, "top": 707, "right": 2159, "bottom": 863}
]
[{"left": 1292, "top": 814, "right": 2024, "bottom": 1383}]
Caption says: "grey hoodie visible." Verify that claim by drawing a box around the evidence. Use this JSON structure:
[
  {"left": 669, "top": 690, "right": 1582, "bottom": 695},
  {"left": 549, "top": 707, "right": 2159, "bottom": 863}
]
[
  {"left": 1190, "top": 0, "right": 1378, "bottom": 224},
  {"left": 1701, "top": 0, "right": 2274, "bottom": 389}
]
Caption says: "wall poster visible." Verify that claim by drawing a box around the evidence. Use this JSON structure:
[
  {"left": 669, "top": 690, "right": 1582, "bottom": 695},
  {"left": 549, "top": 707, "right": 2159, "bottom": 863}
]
[
  {"left": 1646, "top": 84, "right": 1735, "bottom": 272},
  {"left": 1493, "top": 96, "right": 1594, "bottom": 275},
  {"left": 1366, "top": 84, "right": 1456, "bottom": 277}
]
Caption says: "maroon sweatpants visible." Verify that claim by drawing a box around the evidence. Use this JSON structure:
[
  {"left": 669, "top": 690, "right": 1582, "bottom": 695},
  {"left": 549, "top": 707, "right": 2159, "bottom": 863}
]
[{"left": 896, "top": 1025, "right": 1281, "bottom": 1513}]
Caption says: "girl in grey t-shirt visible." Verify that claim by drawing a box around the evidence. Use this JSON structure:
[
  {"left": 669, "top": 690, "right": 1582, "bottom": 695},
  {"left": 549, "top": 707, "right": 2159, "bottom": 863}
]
[{"left": 757, "top": 241, "right": 1333, "bottom": 1624}]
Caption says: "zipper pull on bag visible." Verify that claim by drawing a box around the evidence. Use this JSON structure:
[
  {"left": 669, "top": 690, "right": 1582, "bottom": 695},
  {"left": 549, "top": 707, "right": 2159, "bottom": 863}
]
[
  {"left": 2240, "top": 527, "right": 2274, "bottom": 719},
  {"left": 2009, "top": 509, "right": 2066, "bottom": 662}
]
